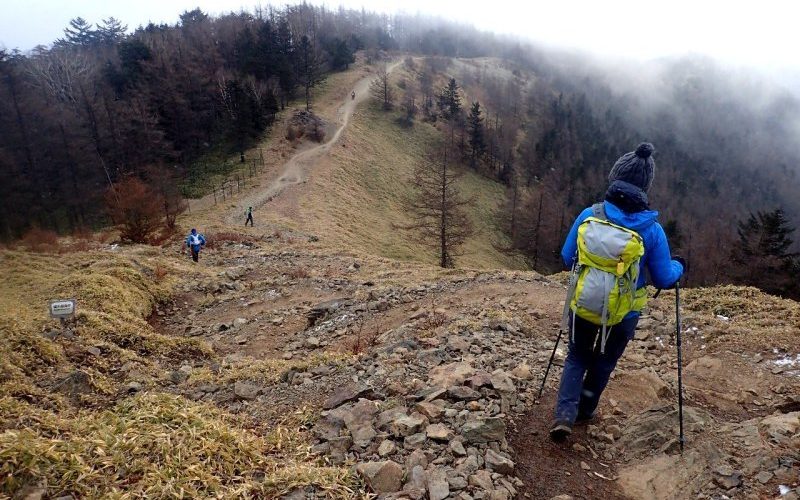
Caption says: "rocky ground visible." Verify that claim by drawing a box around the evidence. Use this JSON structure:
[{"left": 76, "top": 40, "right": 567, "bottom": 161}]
[{"left": 147, "top": 233, "right": 800, "bottom": 500}]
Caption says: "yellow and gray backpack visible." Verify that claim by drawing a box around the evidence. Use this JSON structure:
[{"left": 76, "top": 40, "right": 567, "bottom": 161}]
[{"left": 564, "top": 203, "right": 647, "bottom": 352}]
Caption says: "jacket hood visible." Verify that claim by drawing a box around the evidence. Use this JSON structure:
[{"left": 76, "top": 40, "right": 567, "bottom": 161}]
[{"left": 604, "top": 200, "right": 659, "bottom": 232}]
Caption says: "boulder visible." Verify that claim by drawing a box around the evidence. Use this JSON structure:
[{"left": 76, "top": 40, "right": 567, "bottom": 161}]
[
  {"left": 490, "top": 370, "right": 515, "bottom": 393},
  {"left": 455, "top": 455, "right": 479, "bottom": 476},
  {"left": 468, "top": 470, "right": 494, "bottom": 491},
  {"left": 341, "top": 399, "right": 379, "bottom": 448},
  {"left": 307, "top": 298, "right": 351, "bottom": 327},
  {"left": 356, "top": 461, "right": 404, "bottom": 493},
  {"left": 449, "top": 439, "right": 467, "bottom": 456},
  {"left": 53, "top": 370, "right": 92, "bottom": 396},
  {"left": 406, "top": 449, "right": 428, "bottom": 471},
  {"left": 713, "top": 464, "right": 742, "bottom": 489},
  {"left": 377, "top": 439, "right": 397, "bottom": 457},
  {"left": 404, "top": 432, "right": 427, "bottom": 449},
  {"left": 448, "top": 337, "right": 471, "bottom": 352},
  {"left": 377, "top": 406, "right": 408, "bottom": 430},
  {"left": 404, "top": 465, "right": 427, "bottom": 499},
  {"left": 759, "top": 412, "right": 800, "bottom": 444},
  {"left": 233, "top": 381, "right": 261, "bottom": 400},
  {"left": 427, "top": 467, "right": 450, "bottom": 500},
  {"left": 313, "top": 413, "right": 344, "bottom": 441},
  {"left": 485, "top": 449, "right": 515, "bottom": 474},
  {"left": 323, "top": 383, "right": 373, "bottom": 410},
  {"left": 426, "top": 423, "right": 452, "bottom": 441},
  {"left": 429, "top": 362, "right": 475, "bottom": 388},
  {"left": 462, "top": 418, "right": 506, "bottom": 444},
  {"left": 467, "top": 372, "right": 493, "bottom": 389},
  {"left": 448, "top": 386, "right": 481, "bottom": 401},
  {"left": 390, "top": 413, "right": 428, "bottom": 437},
  {"left": 415, "top": 401, "right": 444, "bottom": 421},
  {"left": 448, "top": 475, "right": 468, "bottom": 490},
  {"left": 510, "top": 363, "right": 533, "bottom": 380}
]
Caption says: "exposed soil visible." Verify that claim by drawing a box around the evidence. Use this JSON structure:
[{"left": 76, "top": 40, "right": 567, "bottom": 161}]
[{"left": 510, "top": 393, "right": 630, "bottom": 500}]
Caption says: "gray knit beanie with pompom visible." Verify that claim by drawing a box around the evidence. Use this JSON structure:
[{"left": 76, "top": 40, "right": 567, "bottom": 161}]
[{"left": 608, "top": 143, "right": 655, "bottom": 193}]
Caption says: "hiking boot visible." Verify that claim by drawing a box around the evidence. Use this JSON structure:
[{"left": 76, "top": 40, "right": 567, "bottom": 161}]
[
  {"left": 549, "top": 420, "right": 572, "bottom": 443},
  {"left": 575, "top": 412, "right": 598, "bottom": 425}
]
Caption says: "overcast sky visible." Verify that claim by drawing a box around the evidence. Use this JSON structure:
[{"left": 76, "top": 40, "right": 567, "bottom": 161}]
[{"left": 3, "top": 0, "right": 800, "bottom": 72}]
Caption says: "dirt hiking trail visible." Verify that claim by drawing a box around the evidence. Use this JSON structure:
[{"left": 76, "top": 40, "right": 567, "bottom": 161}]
[
  {"left": 151, "top": 234, "right": 800, "bottom": 499},
  {"left": 227, "top": 59, "right": 402, "bottom": 224}
]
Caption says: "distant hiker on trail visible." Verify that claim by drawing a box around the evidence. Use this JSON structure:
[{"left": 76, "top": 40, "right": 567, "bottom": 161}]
[
  {"left": 351, "top": 90, "right": 356, "bottom": 100},
  {"left": 185, "top": 228, "right": 206, "bottom": 263},
  {"left": 550, "top": 142, "right": 685, "bottom": 443},
  {"left": 245, "top": 207, "right": 254, "bottom": 227}
]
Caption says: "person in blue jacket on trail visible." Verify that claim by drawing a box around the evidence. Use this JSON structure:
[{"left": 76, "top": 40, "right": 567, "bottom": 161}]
[
  {"left": 550, "top": 142, "right": 685, "bottom": 442},
  {"left": 185, "top": 228, "right": 206, "bottom": 263}
]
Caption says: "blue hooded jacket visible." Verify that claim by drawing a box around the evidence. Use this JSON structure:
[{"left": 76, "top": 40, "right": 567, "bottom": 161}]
[
  {"left": 186, "top": 230, "right": 206, "bottom": 252},
  {"left": 561, "top": 184, "right": 683, "bottom": 295}
]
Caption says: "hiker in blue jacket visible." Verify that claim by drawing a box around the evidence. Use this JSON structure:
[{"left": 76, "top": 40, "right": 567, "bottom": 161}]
[
  {"left": 550, "top": 142, "right": 685, "bottom": 442},
  {"left": 185, "top": 228, "right": 206, "bottom": 263}
]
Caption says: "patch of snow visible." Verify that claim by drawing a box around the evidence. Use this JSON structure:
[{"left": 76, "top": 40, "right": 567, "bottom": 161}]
[
  {"left": 716, "top": 314, "right": 730, "bottom": 321},
  {"left": 774, "top": 354, "right": 800, "bottom": 367},
  {"left": 779, "top": 485, "right": 791, "bottom": 496}
]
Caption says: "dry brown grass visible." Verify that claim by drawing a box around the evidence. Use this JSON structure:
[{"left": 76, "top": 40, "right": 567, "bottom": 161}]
[
  {"left": 0, "top": 244, "right": 356, "bottom": 498},
  {"left": 296, "top": 64, "right": 526, "bottom": 271},
  {"left": 204, "top": 231, "right": 255, "bottom": 249},
  {"left": 680, "top": 285, "right": 800, "bottom": 350},
  {"left": 0, "top": 393, "right": 356, "bottom": 499}
]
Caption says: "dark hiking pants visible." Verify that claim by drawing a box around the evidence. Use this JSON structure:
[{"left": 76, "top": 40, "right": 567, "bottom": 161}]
[
  {"left": 191, "top": 248, "right": 199, "bottom": 262},
  {"left": 245, "top": 214, "right": 253, "bottom": 226},
  {"left": 554, "top": 313, "right": 638, "bottom": 424}
]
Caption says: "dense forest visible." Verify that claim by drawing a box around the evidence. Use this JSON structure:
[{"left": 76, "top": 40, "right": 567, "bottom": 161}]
[{"left": 1, "top": 4, "right": 799, "bottom": 297}]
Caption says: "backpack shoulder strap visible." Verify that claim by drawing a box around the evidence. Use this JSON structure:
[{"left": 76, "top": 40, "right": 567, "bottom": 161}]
[{"left": 592, "top": 202, "right": 606, "bottom": 220}]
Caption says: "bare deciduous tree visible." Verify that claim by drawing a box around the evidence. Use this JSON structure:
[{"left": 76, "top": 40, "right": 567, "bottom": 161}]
[
  {"left": 370, "top": 64, "right": 394, "bottom": 110},
  {"left": 398, "top": 148, "right": 474, "bottom": 268}
]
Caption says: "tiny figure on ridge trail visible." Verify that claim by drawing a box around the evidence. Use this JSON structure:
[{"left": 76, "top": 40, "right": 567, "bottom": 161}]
[
  {"left": 351, "top": 90, "right": 355, "bottom": 100},
  {"left": 245, "top": 206, "right": 254, "bottom": 227},
  {"left": 549, "top": 142, "right": 685, "bottom": 443},
  {"left": 185, "top": 228, "right": 206, "bottom": 263}
]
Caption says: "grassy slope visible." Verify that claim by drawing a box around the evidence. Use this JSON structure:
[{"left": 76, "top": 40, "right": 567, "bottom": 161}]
[
  {"left": 0, "top": 245, "right": 353, "bottom": 498},
  {"left": 298, "top": 64, "right": 526, "bottom": 270}
]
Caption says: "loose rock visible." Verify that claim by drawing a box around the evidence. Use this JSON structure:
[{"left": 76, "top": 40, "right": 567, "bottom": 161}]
[
  {"left": 462, "top": 418, "right": 506, "bottom": 444},
  {"left": 356, "top": 461, "right": 404, "bottom": 493}
]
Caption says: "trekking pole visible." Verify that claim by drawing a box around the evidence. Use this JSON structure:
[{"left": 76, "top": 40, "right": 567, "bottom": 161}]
[
  {"left": 537, "top": 328, "right": 564, "bottom": 399},
  {"left": 538, "top": 262, "right": 577, "bottom": 400},
  {"left": 675, "top": 281, "right": 685, "bottom": 452}
]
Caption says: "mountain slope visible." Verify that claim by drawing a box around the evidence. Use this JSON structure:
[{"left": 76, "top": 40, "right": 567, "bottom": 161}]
[{"left": 2, "top": 55, "right": 799, "bottom": 500}]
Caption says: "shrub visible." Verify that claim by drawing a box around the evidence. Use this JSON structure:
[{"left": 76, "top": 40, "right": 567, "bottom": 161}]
[
  {"left": 19, "top": 227, "right": 60, "bottom": 253},
  {"left": 105, "top": 177, "right": 164, "bottom": 244},
  {"left": 310, "top": 122, "right": 326, "bottom": 143},
  {"left": 286, "top": 267, "right": 310, "bottom": 279}
]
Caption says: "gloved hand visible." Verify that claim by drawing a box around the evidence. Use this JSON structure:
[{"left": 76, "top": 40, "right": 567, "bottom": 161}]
[{"left": 673, "top": 255, "right": 687, "bottom": 274}]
